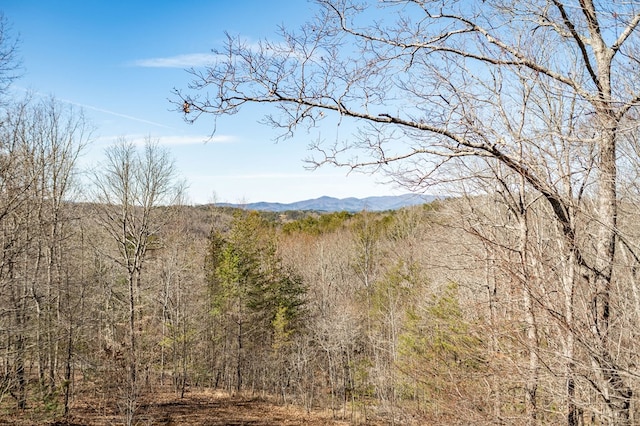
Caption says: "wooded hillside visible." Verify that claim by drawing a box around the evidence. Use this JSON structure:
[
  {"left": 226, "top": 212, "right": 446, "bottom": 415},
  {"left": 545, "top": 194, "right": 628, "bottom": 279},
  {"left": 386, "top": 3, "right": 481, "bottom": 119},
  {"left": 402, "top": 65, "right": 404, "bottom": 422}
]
[
  {"left": 2, "top": 183, "right": 640, "bottom": 425},
  {"left": 3, "top": 1, "right": 640, "bottom": 424}
]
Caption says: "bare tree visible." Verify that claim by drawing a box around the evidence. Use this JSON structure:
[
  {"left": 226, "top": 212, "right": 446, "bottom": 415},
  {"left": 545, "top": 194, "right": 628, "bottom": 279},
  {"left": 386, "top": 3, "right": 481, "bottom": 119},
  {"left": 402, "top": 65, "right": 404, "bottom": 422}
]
[
  {"left": 90, "top": 137, "right": 184, "bottom": 425},
  {"left": 0, "top": 94, "right": 89, "bottom": 414},
  {"left": 177, "top": 1, "right": 640, "bottom": 423},
  {"left": 0, "top": 13, "right": 21, "bottom": 105}
]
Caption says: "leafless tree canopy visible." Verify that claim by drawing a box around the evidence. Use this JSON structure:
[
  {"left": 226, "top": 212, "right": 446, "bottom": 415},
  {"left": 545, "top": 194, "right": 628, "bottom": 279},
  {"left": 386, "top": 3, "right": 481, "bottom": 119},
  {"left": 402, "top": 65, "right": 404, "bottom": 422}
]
[
  {"left": 176, "top": 1, "right": 640, "bottom": 424},
  {"left": 0, "top": 14, "right": 21, "bottom": 104},
  {"left": 177, "top": 0, "right": 639, "bottom": 182}
]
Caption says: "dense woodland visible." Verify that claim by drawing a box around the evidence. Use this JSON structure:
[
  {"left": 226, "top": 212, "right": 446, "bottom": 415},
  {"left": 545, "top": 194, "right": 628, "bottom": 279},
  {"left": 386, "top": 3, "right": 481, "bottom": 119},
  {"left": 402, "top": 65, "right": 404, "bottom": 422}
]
[
  {"left": 3, "top": 107, "right": 640, "bottom": 424},
  {"left": 3, "top": 0, "right": 640, "bottom": 425},
  {"left": 175, "top": 1, "right": 640, "bottom": 424}
]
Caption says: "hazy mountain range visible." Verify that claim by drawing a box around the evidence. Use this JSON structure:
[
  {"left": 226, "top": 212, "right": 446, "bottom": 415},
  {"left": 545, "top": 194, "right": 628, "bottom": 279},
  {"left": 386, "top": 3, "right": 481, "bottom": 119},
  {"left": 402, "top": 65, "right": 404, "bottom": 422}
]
[{"left": 216, "top": 194, "right": 437, "bottom": 212}]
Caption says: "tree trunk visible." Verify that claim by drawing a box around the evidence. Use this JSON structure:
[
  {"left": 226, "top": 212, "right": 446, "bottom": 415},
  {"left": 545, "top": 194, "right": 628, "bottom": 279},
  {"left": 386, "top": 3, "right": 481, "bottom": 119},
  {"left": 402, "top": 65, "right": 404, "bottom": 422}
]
[
  {"left": 594, "top": 125, "right": 632, "bottom": 424},
  {"left": 127, "top": 272, "right": 137, "bottom": 425},
  {"left": 563, "top": 247, "right": 578, "bottom": 426}
]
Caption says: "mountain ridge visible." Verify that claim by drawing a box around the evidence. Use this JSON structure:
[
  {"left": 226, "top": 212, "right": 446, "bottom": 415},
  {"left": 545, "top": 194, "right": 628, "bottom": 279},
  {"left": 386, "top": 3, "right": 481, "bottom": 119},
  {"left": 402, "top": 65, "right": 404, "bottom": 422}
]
[{"left": 215, "top": 194, "right": 436, "bottom": 212}]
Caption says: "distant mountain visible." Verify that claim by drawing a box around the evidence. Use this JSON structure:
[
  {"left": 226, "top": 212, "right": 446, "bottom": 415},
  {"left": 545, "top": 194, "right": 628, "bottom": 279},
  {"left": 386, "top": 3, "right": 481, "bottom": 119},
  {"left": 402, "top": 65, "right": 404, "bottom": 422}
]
[{"left": 216, "top": 194, "right": 437, "bottom": 212}]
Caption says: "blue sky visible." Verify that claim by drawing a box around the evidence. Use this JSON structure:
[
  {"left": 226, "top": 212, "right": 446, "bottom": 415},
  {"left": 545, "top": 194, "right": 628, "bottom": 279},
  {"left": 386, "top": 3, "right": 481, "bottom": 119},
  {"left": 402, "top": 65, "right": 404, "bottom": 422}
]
[{"left": 1, "top": 0, "right": 405, "bottom": 204}]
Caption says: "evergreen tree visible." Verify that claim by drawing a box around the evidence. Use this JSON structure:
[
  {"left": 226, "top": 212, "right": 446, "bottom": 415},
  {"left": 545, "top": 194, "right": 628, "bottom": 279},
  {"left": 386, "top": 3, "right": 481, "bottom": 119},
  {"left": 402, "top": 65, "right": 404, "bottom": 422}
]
[{"left": 205, "top": 210, "right": 306, "bottom": 393}]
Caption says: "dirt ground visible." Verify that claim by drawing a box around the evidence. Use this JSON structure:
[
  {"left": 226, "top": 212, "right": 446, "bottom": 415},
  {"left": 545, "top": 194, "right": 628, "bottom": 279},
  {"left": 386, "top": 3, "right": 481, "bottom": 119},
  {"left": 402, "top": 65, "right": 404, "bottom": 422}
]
[{"left": 0, "top": 388, "right": 378, "bottom": 425}]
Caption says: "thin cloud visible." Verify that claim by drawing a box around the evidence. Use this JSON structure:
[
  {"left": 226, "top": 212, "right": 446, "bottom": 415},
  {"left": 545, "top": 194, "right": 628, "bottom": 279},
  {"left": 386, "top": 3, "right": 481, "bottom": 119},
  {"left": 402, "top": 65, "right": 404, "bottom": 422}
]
[
  {"left": 96, "top": 134, "right": 236, "bottom": 146},
  {"left": 200, "top": 173, "right": 345, "bottom": 180},
  {"left": 131, "top": 53, "right": 217, "bottom": 68},
  {"left": 162, "top": 134, "right": 237, "bottom": 145},
  {"left": 130, "top": 37, "right": 315, "bottom": 70}
]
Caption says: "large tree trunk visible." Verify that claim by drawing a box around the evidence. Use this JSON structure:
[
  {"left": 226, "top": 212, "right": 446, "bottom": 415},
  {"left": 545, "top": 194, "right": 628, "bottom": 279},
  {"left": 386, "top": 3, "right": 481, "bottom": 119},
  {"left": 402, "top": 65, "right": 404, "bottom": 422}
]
[{"left": 594, "top": 125, "right": 632, "bottom": 424}]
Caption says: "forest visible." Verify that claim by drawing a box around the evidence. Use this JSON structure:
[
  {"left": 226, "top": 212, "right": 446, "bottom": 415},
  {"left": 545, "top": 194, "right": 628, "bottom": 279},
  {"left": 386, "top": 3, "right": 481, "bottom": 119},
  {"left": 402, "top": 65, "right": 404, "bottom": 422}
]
[
  {"left": 2, "top": 0, "right": 640, "bottom": 425},
  {"left": 2, "top": 110, "right": 640, "bottom": 424}
]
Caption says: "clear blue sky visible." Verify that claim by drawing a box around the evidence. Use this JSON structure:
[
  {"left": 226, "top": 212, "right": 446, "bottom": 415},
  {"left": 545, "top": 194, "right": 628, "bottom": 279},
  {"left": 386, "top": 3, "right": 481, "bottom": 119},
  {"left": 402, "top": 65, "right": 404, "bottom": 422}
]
[{"left": 1, "top": 0, "right": 405, "bottom": 204}]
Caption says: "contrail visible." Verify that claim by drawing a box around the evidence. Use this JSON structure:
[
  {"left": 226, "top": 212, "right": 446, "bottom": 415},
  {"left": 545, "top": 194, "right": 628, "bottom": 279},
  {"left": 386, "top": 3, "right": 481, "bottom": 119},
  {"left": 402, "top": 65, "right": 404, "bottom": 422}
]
[
  {"left": 61, "top": 98, "right": 175, "bottom": 130},
  {"left": 13, "top": 86, "right": 174, "bottom": 130}
]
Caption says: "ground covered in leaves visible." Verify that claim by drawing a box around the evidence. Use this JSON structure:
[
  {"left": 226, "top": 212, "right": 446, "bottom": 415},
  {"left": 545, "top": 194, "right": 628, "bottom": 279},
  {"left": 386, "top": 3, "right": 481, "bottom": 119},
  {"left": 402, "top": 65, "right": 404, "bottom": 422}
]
[{"left": 0, "top": 388, "right": 380, "bottom": 425}]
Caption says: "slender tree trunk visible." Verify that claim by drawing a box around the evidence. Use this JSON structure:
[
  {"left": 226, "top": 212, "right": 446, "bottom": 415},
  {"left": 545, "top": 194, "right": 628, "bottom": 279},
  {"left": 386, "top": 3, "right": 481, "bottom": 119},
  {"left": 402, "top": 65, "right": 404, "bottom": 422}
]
[
  {"left": 12, "top": 265, "right": 27, "bottom": 410},
  {"left": 180, "top": 304, "right": 188, "bottom": 399},
  {"left": 127, "top": 271, "right": 137, "bottom": 425},
  {"left": 63, "top": 319, "right": 73, "bottom": 418},
  {"left": 15, "top": 333, "right": 26, "bottom": 410},
  {"left": 518, "top": 210, "right": 538, "bottom": 425},
  {"left": 562, "top": 247, "right": 578, "bottom": 426},
  {"left": 594, "top": 126, "right": 632, "bottom": 424},
  {"left": 236, "top": 318, "right": 242, "bottom": 393}
]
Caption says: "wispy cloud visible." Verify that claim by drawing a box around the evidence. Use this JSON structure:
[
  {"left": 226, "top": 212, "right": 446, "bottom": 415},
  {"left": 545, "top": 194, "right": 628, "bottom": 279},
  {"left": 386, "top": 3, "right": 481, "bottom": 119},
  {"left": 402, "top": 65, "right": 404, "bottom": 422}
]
[
  {"left": 144, "top": 134, "right": 237, "bottom": 145},
  {"left": 162, "top": 134, "right": 237, "bottom": 145},
  {"left": 96, "top": 134, "right": 236, "bottom": 146},
  {"left": 131, "top": 53, "right": 217, "bottom": 68},
  {"left": 131, "top": 39, "right": 314, "bottom": 70},
  {"left": 200, "top": 173, "right": 344, "bottom": 180}
]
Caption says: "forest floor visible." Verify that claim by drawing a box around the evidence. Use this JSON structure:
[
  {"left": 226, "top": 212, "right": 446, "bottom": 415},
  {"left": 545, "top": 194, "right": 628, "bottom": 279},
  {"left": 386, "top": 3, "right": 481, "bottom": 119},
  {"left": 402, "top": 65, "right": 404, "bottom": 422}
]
[{"left": 0, "top": 387, "right": 386, "bottom": 425}]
